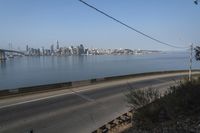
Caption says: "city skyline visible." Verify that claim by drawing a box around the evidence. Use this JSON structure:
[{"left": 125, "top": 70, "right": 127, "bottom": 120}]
[
  {"left": 3, "top": 40, "right": 163, "bottom": 51},
  {"left": 23, "top": 42, "right": 161, "bottom": 56},
  {"left": 0, "top": 0, "right": 200, "bottom": 51}
]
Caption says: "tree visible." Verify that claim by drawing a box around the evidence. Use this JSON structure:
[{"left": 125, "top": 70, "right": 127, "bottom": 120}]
[{"left": 194, "top": 46, "right": 200, "bottom": 61}]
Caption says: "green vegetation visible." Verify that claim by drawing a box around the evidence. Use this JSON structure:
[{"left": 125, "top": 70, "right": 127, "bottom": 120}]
[{"left": 126, "top": 77, "right": 200, "bottom": 132}]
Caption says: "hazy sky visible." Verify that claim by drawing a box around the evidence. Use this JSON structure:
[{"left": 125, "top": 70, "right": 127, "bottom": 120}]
[{"left": 0, "top": 0, "right": 199, "bottom": 51}]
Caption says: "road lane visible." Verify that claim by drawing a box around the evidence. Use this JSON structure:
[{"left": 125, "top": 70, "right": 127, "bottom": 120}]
[{"left": 0, "top": 73, "right": 192, "bottom": 133}]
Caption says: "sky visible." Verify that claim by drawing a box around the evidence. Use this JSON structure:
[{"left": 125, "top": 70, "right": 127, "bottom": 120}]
[{"left": 0, "top": 0, "right": 199, "bottom": 51}]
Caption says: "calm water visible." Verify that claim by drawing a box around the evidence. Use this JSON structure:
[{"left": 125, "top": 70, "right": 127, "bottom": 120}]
[{"left": 0, "top": 52, "right": 199, "bottom": 90}]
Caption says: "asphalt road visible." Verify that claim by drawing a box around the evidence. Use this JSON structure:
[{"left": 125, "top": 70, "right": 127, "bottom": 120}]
[{"left": 0, "top": 73, "right": 190, "bottom": 133}]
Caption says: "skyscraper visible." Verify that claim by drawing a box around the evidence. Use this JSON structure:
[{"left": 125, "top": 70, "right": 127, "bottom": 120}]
[
  {"left": 79, "top": 44, "right": 85, "bottom": 55},
  {"left": 26, "top": 45, "right": 29, "bottom": 52},
  {"left": 56, "top": 40, "right": 59, "bottom": 50},
  {"left": 50, "top": 44, "right": 54, "bottom": 54},
  {"left": 42, "top": 47, "right": 45, "bottom": 55}
]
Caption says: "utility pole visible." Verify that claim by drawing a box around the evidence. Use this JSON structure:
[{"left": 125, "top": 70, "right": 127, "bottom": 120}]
[{"left": 189, "top": 44, "right": 193, "bottom": 81}]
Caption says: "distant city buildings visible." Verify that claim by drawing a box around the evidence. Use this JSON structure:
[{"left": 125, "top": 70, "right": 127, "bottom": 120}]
[{"left": 25, "top": 41, "right": 161, "bottom": 56}]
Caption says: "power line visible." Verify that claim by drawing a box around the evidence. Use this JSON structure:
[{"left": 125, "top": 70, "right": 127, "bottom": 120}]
[{"left": 79, "top": 0, "right": 189, "bottom": 49}]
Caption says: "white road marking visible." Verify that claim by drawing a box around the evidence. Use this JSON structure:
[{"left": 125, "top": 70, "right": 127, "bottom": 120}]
[
  {"left": 0, "top": 87, "right": 96, "bottom": 110},
  {"left": 71, "top": 89, "right": 95, "bottom": 102}
]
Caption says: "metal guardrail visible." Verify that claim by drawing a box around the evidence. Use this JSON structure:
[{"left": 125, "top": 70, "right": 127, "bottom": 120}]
[{"left": 92, "top": 110, "right": 133, "bottom": 133}]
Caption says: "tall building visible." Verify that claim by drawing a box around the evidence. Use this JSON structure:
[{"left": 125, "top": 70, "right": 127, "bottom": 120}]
[
  {"left": 37, "top": 48, "right": 41, "bottom": 56},
  {"left": 69, "top": 46, "right": 74, "bottom": 55},
  {"left": 26, "top": 45, "right": 29, "bottom": 52},
  {"left": 78, "top": 44, "right": 85, "bottom": 55},
  {"left": 56, "top": 40, "right": 59, "bottom": 50},
  {"left": 50, "top": 44, "right": 54, "bottom": 54},
  {"left": 42, "top": 47, "right": 45, "bottom": 55}
]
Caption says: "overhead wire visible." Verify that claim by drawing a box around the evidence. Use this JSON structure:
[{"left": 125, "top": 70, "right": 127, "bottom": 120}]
[{"left": 79, "top": 0, "right": 189, "bottom": 49}]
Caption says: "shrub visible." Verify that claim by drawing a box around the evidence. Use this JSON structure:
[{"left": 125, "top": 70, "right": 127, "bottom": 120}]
[
  {"left": 126, "top": 77, "right": 200, "bottom": 131},
  {"left": 126, "top": 86, "right": 161, "bottom": 110}
]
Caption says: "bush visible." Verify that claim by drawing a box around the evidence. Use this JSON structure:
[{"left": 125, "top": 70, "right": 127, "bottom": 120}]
[
  {"left": 126, "top": 87, "right": 161, "bottom": 110},
  {"left": 126, "top": 77, "right": 200, "bottom": 131}
]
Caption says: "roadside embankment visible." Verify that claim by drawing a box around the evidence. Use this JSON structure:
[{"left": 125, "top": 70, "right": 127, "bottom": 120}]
[{"left": 124, "top": 76, "right": 200, "bottom": 133}]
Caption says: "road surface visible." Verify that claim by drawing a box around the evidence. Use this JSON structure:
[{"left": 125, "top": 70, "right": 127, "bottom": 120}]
[{"left": 0, "top": 72, "right": 197, "bottom": 133}]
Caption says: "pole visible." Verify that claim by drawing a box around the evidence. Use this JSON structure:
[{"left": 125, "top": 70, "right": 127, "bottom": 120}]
[{"left": 189, "top": 44, "right": 193, "bottom": 81}]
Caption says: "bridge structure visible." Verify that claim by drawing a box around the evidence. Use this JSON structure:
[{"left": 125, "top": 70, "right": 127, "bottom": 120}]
[{"left": 0, "top": 49, "right": 25, "bottom": 60}]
